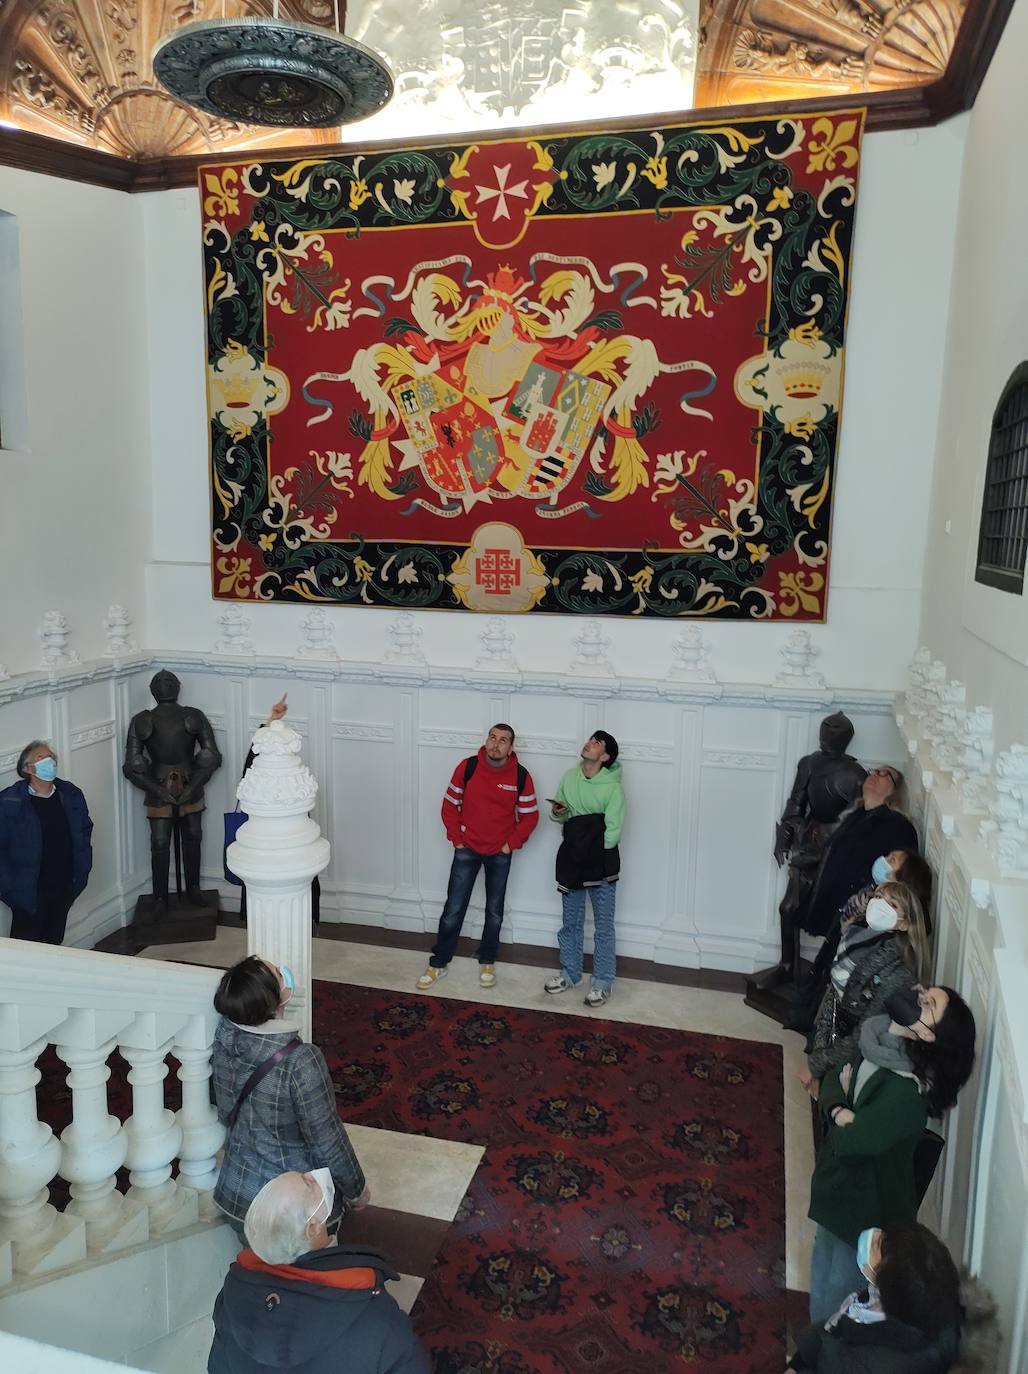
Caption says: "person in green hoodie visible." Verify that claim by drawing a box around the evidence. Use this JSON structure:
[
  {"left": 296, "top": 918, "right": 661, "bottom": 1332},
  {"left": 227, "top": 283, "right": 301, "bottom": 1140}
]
[{"left": 543, "top": 731, "right": 625, "bottom": 1007}]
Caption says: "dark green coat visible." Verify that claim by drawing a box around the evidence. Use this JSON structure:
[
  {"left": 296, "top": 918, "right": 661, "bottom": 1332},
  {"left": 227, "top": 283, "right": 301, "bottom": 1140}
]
[{"left": 809, "top": 1056, "right": 927, "bottom": 1246}]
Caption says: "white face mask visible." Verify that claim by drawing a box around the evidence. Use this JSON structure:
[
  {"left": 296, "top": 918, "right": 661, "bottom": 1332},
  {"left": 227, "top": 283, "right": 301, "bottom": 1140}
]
[
  {"left": 865, "top": 897, "right": 899, "bottom": 933},
  {"left": 306, "top": 1167, "right": 335, "bottom": 1226}
]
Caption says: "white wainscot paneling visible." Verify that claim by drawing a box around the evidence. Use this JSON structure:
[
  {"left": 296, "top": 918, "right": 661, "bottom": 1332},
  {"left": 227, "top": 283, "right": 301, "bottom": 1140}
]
[
  {"left": 938, "top": 892, "right": 995, "bottom": 1262},
  {"left": 934, "top": 842, "right": 969, "bottom": 988},
  {"left": 693, "top": 755, "right": 781, "bottom": 971},
  {"left": 974, "top": 992, "right": 1028, "bottom": 1373},
  {"left": 0, "top": 654, "right": 902, "bottom": 976}
]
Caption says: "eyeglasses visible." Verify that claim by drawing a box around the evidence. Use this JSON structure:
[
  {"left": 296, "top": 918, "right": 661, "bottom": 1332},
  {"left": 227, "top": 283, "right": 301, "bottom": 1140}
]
[{"left": 870, "top": 767, "right": 900, "bottom": 786}]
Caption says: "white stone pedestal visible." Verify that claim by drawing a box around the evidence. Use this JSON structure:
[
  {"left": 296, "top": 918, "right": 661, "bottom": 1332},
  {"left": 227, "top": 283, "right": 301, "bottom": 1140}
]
[{"left": 228, "top": 721, "right": 330, "bottom": 1043}]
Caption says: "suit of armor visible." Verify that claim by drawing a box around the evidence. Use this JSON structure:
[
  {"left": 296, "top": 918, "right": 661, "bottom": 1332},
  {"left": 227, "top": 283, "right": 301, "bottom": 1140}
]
[
  {"left": 123, "top": 670, "right": 222, "bottom": 910},
  {"left": 756, "top": 712, "right": 865, "bottom": 989}
]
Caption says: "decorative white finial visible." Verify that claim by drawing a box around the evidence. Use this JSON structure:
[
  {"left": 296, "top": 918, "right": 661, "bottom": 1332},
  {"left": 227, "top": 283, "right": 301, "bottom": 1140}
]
[
  {"left": 102, "top": 603, "right": 138, "bottom": 657},
  {"left": 668, "top": 625, "right": 717, "bottom": 683},
  {"left": 296, "top": 608, "right": 338, "bottom": 661},
  {"left": 236, "top": 719, "right": 317, "bottom": 812},
  {"left": 569, "top": 620, "right": 614, "bottom": 677},
  {"left": 980, "top": 745, "right": 1028, "bottom": 878},
  {"left": 929, "top": 681, "right": 967, "bottom": 772},
  {"left": 38, "top": 610, "right": 79, "bottom": 668},
  {"left": 384, "top": 612, "right": 426, "bottom": 665},
  {"left": 775, "top": 628, "right": 824, "bottom": 689},
  {"left": 215, "top": 605, "right": 255, "bottom": 655},
  {"left": 476, "top": 616, "right": 518, "bottom": 673},
  {"left": 952, "top": 706, "right": 994, "bottom": 816},
  {"left": 921, "top": 671, "right": 961, "bottom": 747},
  {"left": 901, "top": 646, "right": 932, "bottom": 724}
]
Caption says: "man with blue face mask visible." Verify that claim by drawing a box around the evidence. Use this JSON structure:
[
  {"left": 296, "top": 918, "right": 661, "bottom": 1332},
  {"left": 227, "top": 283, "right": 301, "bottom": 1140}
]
[
  {"left": 0, "top": 739, "right": 93, "bottom": 943},
  {"left": 209, "top": 1169, "right": 428, "bottom": 1374}
]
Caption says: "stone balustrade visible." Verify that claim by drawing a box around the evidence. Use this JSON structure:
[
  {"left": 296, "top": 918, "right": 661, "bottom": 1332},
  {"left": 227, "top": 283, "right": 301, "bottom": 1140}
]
[
  {"left": 0, "top": 716, "right": 329, "bottom": 1292},
  {"left": 0, "top": 943, "right": 223, "bottom": 1286}
]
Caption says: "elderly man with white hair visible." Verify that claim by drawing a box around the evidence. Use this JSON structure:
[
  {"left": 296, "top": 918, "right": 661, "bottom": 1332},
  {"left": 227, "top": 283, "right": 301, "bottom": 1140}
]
[{"left": 208, "top": 1168, "right": 428, "bottom": 1374}]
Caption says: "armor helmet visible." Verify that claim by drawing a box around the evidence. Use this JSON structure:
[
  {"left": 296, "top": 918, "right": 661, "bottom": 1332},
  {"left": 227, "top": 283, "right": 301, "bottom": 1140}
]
[
  {"left": 150, "top": 670, "right": 181, "bottom": 704},
  {"left": 819, "top": 711, "right": 855, "bottom": 756}
]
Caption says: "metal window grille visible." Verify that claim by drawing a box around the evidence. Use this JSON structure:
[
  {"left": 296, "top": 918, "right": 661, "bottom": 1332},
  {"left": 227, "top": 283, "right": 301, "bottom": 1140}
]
[{"left": 975, "top": 364, "right": 1028, "bottom": 595}]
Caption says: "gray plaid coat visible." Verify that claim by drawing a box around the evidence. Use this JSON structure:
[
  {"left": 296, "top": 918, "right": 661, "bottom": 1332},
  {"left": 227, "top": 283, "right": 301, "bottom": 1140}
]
[
  {"left": 807, "top": 937, "right": 917, "bottom": 1080},
  {"left": 211, "top": 1017, "right": 365, "bottom": 1224}
]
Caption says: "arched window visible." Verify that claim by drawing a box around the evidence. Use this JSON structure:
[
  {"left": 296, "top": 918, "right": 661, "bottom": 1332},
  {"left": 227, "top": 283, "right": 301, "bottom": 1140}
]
[{"left": 975, "top": 363, "right": 1028, "bottom": 595}]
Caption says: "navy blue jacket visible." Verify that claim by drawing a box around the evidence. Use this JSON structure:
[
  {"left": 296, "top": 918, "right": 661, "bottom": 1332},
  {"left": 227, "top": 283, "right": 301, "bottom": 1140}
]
[
  {"left": 208, "top": 1244, "right": 428, "bottom": 1374},
  {"left": 0, "top": 778, "right": 93, "bottom": 914}
]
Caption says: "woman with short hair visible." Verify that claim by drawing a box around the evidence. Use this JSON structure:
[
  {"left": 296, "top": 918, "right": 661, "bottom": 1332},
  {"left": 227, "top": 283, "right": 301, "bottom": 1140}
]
[
  {"left": 808, "top": 985, "right": 976, "bottom": 1325},
  {"left": 211, "top": 956, "right": 366, "bottom": 1233}
]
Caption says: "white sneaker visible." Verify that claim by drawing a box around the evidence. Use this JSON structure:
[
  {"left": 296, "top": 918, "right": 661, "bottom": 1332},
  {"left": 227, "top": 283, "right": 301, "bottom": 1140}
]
[
  {"left": 417, "top": 966, "right": 447, "bottom": 990},
  {"left": 544, "top": 974, "right": 576, "bottom": 994},
  {"left": 584, "top": 987, "right": 611, "bottom": 1007}
]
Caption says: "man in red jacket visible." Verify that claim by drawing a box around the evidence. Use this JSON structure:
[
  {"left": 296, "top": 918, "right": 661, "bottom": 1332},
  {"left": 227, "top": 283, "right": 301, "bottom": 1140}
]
[{"left": 417, "top": 724, "right": 538, "bottom": 991}]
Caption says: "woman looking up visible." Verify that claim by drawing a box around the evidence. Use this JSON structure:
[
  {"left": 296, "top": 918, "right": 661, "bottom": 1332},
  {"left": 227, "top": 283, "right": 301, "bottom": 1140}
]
[
  {"left": 211, "top": 955, "right": 367, "bottom": 1236},
  {"left": 807, "top": 985, "right": 976, "bottom": 1324},
  {"left": 801, "top": 880, "right": 930, "bottom": 1092}
]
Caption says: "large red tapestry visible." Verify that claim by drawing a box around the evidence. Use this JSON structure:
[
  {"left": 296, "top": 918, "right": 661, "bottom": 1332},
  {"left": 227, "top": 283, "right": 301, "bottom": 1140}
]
[{"left": 202, "top": 111, "right": 863, "bottom": 619}]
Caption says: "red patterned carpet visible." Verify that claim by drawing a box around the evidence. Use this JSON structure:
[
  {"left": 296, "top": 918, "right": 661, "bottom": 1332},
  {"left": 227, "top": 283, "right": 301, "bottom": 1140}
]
[
  {"left": 317, "top": 983, "right": 786, "bottom": 1373},
  {"left": 36, "top": 980, "right": 786, "bottom": 1371}
]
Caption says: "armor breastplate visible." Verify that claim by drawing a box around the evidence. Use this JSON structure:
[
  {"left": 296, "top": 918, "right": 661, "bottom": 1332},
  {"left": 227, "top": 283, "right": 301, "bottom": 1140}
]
[{"left": 804, "top": 754, "right": 865, "bottom": 823}]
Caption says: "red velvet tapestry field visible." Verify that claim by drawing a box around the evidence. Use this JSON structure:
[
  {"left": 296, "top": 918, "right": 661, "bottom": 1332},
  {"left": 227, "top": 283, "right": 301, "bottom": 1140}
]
[{"left": 37, "top": 980, "right": 786, "bottom": 1371}]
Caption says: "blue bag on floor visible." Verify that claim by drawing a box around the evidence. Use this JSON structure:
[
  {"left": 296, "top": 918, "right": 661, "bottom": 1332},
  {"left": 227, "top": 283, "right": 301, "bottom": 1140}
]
[{"left": 223, "top": 809, "right": 247, "bottom": 885}]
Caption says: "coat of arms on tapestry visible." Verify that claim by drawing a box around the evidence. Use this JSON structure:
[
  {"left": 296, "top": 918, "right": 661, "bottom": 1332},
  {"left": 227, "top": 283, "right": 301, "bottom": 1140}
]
[{"left": 202, "top": 110, "right": 862, "bottom": 619}]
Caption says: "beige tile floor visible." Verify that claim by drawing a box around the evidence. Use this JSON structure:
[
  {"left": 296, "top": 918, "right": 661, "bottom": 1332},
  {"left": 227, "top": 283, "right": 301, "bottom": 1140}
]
[{"left": 144, "top": 928, "right": 816, "bottom": 1291}]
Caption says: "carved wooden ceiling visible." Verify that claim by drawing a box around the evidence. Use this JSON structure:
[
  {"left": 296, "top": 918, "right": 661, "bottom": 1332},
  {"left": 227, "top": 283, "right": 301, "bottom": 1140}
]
[
  {"left": 697, "top": 0, "right": 967, "bottom": 106},
  {"left": 0, "top": 1, "right": 345, "bottom": 159},
  {"left": 0, "top": 0, "right": 998, "bottom": 173}
]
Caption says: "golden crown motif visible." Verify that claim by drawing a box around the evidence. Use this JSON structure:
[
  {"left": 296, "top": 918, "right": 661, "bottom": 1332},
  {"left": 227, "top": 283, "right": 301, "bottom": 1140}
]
[
  {"left": 219, "top": 370, "right": 256, "bottom": 408},
  {"left": 780, "top": 361, "right": 831, "bottom": 399}
]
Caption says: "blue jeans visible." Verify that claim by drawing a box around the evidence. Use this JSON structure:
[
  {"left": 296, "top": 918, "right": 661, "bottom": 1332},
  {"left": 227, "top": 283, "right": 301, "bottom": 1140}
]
[
  {"left": 431, "top": 847, "right": 511, "bottom": 967},
  {"left": 558, "top": 881, "right": 617, "bottom": 991},
  {"left": 809, "top": 1225, "right": 864, "bottom": 1324}
]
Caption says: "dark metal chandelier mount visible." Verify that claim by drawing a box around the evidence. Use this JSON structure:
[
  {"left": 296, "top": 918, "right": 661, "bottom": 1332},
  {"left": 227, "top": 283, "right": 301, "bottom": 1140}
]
[{"left": 152, "top": 2, "right": 393, "bottom": 128}]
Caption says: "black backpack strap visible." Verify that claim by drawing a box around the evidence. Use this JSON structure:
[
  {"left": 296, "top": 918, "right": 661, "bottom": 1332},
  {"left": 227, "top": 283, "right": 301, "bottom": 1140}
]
[
  {"left": 227, "top": 1036, "right": 302, "bottom": 1129},
  {"left": 465, "top": 755, "right": 527, "bottom": 800}
]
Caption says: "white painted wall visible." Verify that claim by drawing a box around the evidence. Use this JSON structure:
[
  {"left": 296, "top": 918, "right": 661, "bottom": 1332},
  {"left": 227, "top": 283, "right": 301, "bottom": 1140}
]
[
  {"left": 918, "top": 0, "right": 1028, "bottom": 753},
  {"left": 0, "top": 653, "right": 904, "bottom": 972},
  {"left": 0, "top": 1222, "right": 238, "bottom": 1371},
  {"left": 139, "top": 120, "right": 966, "bottom": 691},
  {"left": 0, "top": 660, "right": 153, "bottom": 947},
  {"left": 0, "top": 1332, "right": 143, "bottom": 1372},
  {"left": 0, "top": 168, "right": 152, "bottom": 674},
  {"left": 896, "top": 703, "right": 1028, "bottom": 1370}
]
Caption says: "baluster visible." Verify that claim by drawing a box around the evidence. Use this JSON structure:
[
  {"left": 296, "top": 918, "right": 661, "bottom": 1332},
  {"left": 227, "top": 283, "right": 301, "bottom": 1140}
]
[
  {"left": 122, "top": 1036, "right": 198, "bottom": 1236},
  {"left": 56, "top": 1018, "right": 148, "bottom": 1254},
  {"left": 174, "top": 1013, "right": 225, "bottom": 1222},
  {"left": 0, "top": 1037, "right": 86, "bottom": 1277}
]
